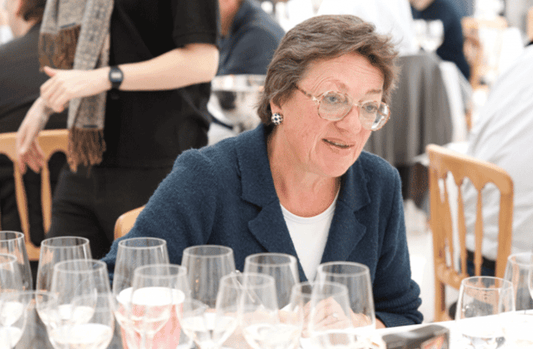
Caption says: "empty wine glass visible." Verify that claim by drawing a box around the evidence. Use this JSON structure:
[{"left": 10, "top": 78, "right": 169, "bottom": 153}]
[
  {"left": 502, "top": 252, "right": 533, "bottom": 347},
  {"left": 18, "top": 291, "right": 57, "bottom": 348},
  {"left": 179, "top": 272, "right": 241, "bottom": 349},
  {"left": 244, "top": 252, "right": 299, "bottom": 308},
  {"left": 0, "top": 291, "right": 31, "bottom": 348},
  {"left": 239, "top": 272, "right": 303, "bottom": 349},
  {"left": 44, "top": 259, "right": 110, "bottom": 331},
  {"left": 124, "top": 264, "right": 188, "bottom": 349},
  {"left": 0, "top": 253, "right": 23, "bottom": 292},
  {"left": 0, "top": 231, "right": 32, "bottom": 290},
  {"left": 302, "top": 281, "right": 355, "bottom": 349},
  {"left": 316, "top": 262, "right": 376, "bottom": 334},
  {"left": 181, "top": 245, "right": 236, "bottom": 308},
  {"left": 47, "top": 293, "right": 115, "bottom": 349},
  {"left": 112, "top": 237, "right": 169, "bottom": 346},
  {"left": 36, "top": 237, "right": 91, "bottom": 292},
  {"left": 455, "top": 276, "right": 514, "bottom": 349}
]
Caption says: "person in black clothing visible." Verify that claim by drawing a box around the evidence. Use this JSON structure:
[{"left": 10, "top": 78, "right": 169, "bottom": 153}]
[
  {"left": 410, "top": 0, "right": 471, "bottom": 81},
  {"left": 16, "top": 0, "right": 220, "bottom": 259},
  {"left": 0, "top": 0, "right": 66, "bottom": 245}
]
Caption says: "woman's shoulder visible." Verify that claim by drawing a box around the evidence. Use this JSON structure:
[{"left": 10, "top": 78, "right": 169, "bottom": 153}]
[{"left": 356, "top": 151, "right": 400, "bottom": 181}]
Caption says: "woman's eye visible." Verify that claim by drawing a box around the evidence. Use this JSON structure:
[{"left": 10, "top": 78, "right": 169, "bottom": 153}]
[
  {"left": 363, "top": 103, "right": 378, "bottom": 113},
  {"left": 323, "top": 93, "right": 345, "bottom": 105}
]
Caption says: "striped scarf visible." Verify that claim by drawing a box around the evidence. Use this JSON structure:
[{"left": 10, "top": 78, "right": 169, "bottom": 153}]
[{"left": 39, "top": 0, "right": 114, "bottom": 171}]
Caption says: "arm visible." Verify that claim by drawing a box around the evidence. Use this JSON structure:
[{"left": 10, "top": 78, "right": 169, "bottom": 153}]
[
  {"left": 373, "top": 170, "right": 423, "bottom": 327},
  {"left": 41, "top": 43, "right": 219, "bottom": 112}
]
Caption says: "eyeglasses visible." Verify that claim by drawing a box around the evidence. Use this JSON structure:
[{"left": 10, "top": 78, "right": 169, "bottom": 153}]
[{"left": 295, "top": 85, "right": 391, "bottom": 131}]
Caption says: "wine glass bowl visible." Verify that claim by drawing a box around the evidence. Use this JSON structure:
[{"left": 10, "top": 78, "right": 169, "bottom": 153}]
[
  {"left": 455, "top": 276, "right": 515, "bottom": 349},
  {"left": 244, "top": 252, "right": 299, "bottom": 309},
  {"left": 0, "top": 231, "right": 32, "bottom": 290},
  {"left": 502, "top": 252, "right": 533, "bottom": 347},
  {"left": 0, "top": 253, "right": 23, "bottom": 292},
  {"left": 36, "top": 237, "right": 91, "bottom": 292}
]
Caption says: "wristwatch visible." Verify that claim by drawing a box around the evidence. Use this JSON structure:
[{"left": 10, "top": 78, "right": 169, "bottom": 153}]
[{"left": 108, "top": 66, "right": 124, "bottom": 90}]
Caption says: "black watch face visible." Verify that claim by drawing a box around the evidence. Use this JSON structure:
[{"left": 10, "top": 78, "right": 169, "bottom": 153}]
[{"left": 110, "top": 68, "right": 123, "bottom": 83}]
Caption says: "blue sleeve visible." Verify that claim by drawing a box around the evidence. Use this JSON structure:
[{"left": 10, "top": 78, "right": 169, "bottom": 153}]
[
  {"left": 101, "top": 150, "right": 218, "bottom": 279},
  {"left": 373, "top": 170, "right": 423, "bottom": 326}
]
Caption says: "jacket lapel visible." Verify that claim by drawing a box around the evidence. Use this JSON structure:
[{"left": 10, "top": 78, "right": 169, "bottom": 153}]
[{"left": 320, "top": 160, "right": 371, "bottom": 264}]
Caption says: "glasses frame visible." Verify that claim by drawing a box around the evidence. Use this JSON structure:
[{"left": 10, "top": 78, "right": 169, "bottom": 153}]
[{"left": 294, "top": 85, "right": 390, "bottom": 131}]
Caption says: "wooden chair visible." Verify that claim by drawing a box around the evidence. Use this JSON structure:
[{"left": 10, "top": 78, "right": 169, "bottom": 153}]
[
  {"left": 426, "top": 144, "right": 514, "bottom": 322},
  {"left": 0, "top": 130, "right": 69, "bottom": 261},
  {"left": 462, "top": 16, "right": 507, "bottom": 90},
  {"left": 114, "top": 206, "right": 144, "bottom": 240}
]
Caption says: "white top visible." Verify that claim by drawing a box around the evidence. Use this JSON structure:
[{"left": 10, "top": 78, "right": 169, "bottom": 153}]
[
  {"left": 463, "top": 45, "right": 533, "bottom": 261},
  {"left": 281, "top": 192, "right": 338, "bottom": 281}
]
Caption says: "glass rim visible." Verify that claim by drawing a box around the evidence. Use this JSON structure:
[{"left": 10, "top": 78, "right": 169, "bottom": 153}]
[
  {"left": 461, "top": 276, "right": 514, "bottom": 290},
  {"left": 117, "top": 236, "right": 167, "bottom": 249},
  {"left": 244, "top": 252, "right": 297, "bottom": 266},
  {"left": 182, "top": 244, "right": 234, "bottom": 258},
  {"left": 40, "top": 236, "right": 90, "bottom": 248},
  {"left": 317, "top": 261, "right": 370, "bottom": 277},
  {"left": 0, "top": 231, "right": 25, "bottom": 240},
  {"left": 53, "top": 258, "right": 106, "bottom": 274},
  {"left": 506, "top": 251, "right": 533, "bottom": 267}
]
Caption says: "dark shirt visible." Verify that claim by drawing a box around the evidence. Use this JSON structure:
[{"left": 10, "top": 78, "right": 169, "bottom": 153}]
[
  {"left": 217, "top": 0, "right": 284, "bottom": 75},
  {"left": 412, "top": 0, "right": 471, "bottom": 80},
  {"left": 102, "top": 0, "right": 220, "bottom": 167}
]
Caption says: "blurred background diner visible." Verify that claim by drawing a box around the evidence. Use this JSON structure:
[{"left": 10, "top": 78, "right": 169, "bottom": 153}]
[{"left": 2, "top": 0, "right": 533, "bottom": 346}]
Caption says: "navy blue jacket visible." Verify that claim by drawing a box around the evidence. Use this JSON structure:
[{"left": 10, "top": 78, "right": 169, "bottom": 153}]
[{"left": 103, "top": 124, "right": 423, "bottom": 327}]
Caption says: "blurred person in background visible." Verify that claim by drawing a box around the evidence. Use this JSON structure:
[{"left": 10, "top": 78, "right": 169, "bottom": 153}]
[
  {"left": 16, "top": 0, "right": 220, "bottom": 259},
  {"left": 0, "top": 0, "right": 66, "bottom": 247},
  {"left": 104, "top": 15, "right": 423, "bottom": 328},
  {"left": 218, "top": 0, "right": 284, "bottom": 76},
  {"left": 462, "top": 43, "right": 533, "bottom": 277},
  {"left": 410, "top": 0, "right": 471, "bottom": 80}
]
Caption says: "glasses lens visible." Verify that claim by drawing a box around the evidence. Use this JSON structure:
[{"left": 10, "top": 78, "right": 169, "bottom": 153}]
[{"left": 319, "top": 92, "right": 350, "bottom": 120}]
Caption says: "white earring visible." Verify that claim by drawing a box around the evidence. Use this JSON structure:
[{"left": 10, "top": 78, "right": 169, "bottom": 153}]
[{"left": 271, "top": 113, "right": 283, "bottom": 125}]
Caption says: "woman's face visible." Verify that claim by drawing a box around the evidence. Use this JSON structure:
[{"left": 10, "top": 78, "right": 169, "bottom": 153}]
[{"left": 271, "top": 52, "right": 385, "bottom": 179}]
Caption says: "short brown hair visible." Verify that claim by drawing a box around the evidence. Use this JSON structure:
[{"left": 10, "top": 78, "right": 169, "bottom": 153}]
[
  {"left": 20, "top": 0, "right": 46, "bottom": 22},
  {"left": 257, "top": 15, "right": 399, "bottom": 124}
]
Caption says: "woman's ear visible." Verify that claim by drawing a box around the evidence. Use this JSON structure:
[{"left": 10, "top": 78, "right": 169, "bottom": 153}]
[{"left": 269, "top": 99, "right": 282, "bottom": 115}]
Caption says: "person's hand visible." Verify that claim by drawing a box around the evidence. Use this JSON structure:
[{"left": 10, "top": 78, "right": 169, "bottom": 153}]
[
  {"left": 304, "top": 297, "right": 352, "bottom": 335},
  {"left": 16, "top": 97, "right": 51, "bottom": 174},
  {"left": 40, "top": 66, "right": 111, "bottom": 113}
]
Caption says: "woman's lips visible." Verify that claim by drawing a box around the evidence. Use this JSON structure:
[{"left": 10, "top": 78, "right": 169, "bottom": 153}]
[{"left": 323, "top": 138, "right": 353, "bottom": 149}]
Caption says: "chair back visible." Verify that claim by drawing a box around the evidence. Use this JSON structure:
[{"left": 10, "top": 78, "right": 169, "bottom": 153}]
[
  {"left": 114, "top": 206, "right": 144, "bottom": 240},
  {"left": 426, "top": 144, "right": 513, "bottom": 322},
  {"left": 0, "top": 130, "right": 69, "bottom": 261}
]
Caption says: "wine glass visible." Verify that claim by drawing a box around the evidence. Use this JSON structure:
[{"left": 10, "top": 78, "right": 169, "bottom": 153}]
[
  {"left": 301, "top": 280, "right": 355, "bottom": 349},
  {"left": 0, "top": 231, "right": 32, "bottom": 290},
  {"left": 123, "top": 264, "right": 189, "bottom": 349},
  {"left": 0, "top": 291, "right": 30, "bottom": 348},
  {"left": 179, "top": 272, "right": 242, "bottom": 349},
  {"left": 47, "top": 293, "right": 115, "bottom": 349},
  {"left": 0, "top": 253, "right": 23, "bottom": 292},
  {"left": 455, "top": 276, "right": 515, "bottom": 349},
  {"left": 502, "top": 252, "right": 533, "bottom": 347},
  {"left": 36, "top": 237, "right": 91, "bottom": 292},
  {"left": 244, "top": 252, "right": 299, "bottom": 309},
  {"left": 112, "top": 237, "right": 169, "bottom": 346},
  {"left": 316, "top": 262, "right": 376, "bottom": 336},
  {"left": 239, "top": 272, "right": 302, "bottom": 349},
  {"left": 44, "top": 259, "right": 110, "bottom": 331},
  {"left": 181, "top": 245, "right": 236, "bottom": 308}
]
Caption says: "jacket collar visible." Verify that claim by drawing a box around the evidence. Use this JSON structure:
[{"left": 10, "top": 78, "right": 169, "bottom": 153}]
[{"left": 235, "top": 124, "right": 372, "bottom": 281}]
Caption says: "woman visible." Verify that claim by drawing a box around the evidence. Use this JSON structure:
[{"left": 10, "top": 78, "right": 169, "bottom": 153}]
[{"left": 103, "top": 15, "right": 423, "bottom": 327}]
